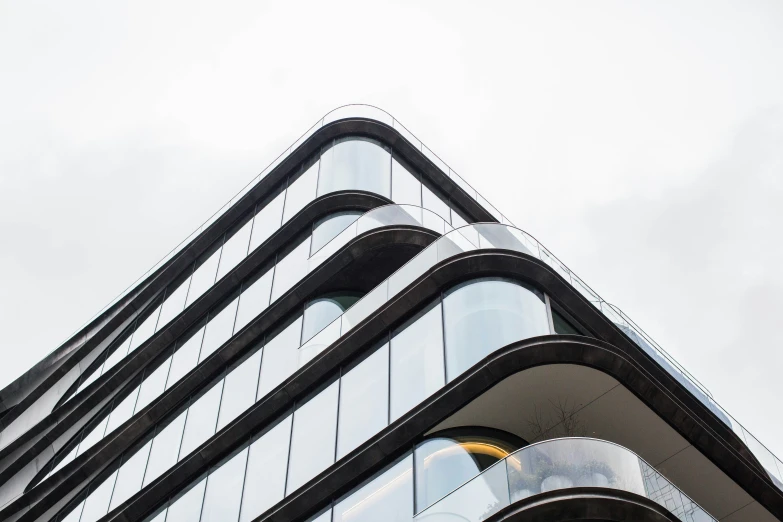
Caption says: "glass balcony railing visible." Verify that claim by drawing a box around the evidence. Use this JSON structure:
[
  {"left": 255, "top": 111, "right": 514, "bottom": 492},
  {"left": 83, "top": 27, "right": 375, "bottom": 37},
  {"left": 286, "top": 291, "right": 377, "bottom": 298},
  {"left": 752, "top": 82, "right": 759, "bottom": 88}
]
[{"left": 414, "top": 437, "right": 715, "bottom": 522}]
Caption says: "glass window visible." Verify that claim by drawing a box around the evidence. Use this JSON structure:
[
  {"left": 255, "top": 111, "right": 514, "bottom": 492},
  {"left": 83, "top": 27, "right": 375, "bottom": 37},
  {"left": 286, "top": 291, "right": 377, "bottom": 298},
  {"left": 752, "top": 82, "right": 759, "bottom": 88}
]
[
  {"left": 166, "top": 325, "right": 205, "bottom": 389},
  {"left": 58, "top": 499, "right": 85, "bottom": 522},
  {"left": 391, "top": 156, "right": 421, "bottom": 206},
  {"left": 100, "top": 333, "right": 133, "bottom": 378},
  {"left": 134, "top": 354, "right": 172, "bottom": 414},
  {"left": 216, "top": 349, "right": 262, "bottom": 431},
  {"left": 443, "top": 278, "right": 549, "bottom": 381},
  {"left": 76, "top": 415, "right": 109, "bottom": 457},
  {"left": 552, "top": 309, "right": 580, "bottom": 335},
  {"left": 336, "top": 344, "right": 389, "bottom": 459},
  {"left": 238, "top": 415, "right": 293, "bottom": 522},
  {"left": 186, "top": 247, "right": 222, "bottom": 308},
  {"left": 318, "top": 138, "right": 391, "bottom": 198},
  {"left": 286, "top": 381, "right": 339, "bottom": 494},
  {"left": 157, "top": 276, "right": 191, "bottom": 331},
  {"left": 109, "top": 441, "right": 152, "bottom": 510},
  {"left": 200, "top": 448, "right": 248, "bottom": 522},
  {"left": 414, "top": 434, "right": 517, "bottom": 512},
  {"left": 389, "top": 301, "right": 445, "bottom": 421},
  {"left": 105, "top": 385, "right": 140, "bottom": 435},
  {"left": 198, "top": 297, "right": 239, "bottom": 363},
  {"left": 128, "top": 303, "right": 162, "bottom": 353},
  {"left": 79, "top": 470, "right": 118, "bottom": 522},
  {"left": 165, "top": 476, "right": 206, "bottom": 522},
  {"left": 333, "top": 455, "right": 413, "bottom": 522},
  {"left": 302, "top": 294, "right": 360, "bottom": 343},
  {"left": 216, "top": 219, "right": 254, "bottom": 281},
  {"left": 179, "top": 382, "right": 224, "bottom": 459},
  {"left": 143, "top": 410, "right": 187, "bottom": 487},
  {"left": 234, "top": 268, "right": 274, "bottom": 332},
  {"left": 307, "top": 509, "right": 333, "bottom": 522},
  {"left": 283, "top": 160, "right": 319, "bottom": 224},
  {"left": 422, "top": 184, "right": 451, "bottom": 225},
  {"left": 256, "top": 315, "right": 303, "bottom": 399},
  {"left": 311, "top": 211, "right": 363, "bottom": 255},
  {"left": 270, "top": 236, "right": 311, "bottom": 302},
  {"left": 450, "top": 208, "right": 469, "bottom": 229},
  {"left": 249, "top": 190, "right": 285, "bottom": 253}
]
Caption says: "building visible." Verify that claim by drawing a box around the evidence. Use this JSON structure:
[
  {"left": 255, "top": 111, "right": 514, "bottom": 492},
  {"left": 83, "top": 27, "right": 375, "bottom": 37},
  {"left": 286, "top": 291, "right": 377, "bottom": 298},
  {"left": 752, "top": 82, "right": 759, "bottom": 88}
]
[{"left": 0, "top": 105, "right": 781, "bottom": 522}]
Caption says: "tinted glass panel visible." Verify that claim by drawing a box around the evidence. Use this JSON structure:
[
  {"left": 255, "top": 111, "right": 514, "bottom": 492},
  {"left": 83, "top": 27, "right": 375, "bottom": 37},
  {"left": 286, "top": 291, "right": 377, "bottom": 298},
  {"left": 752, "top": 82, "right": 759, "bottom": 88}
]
[
  {"left": 143, "top": 411, "right": 187, "bottom": 487},
  {"left": 256, "top": 315, "right": 303, "bottom": 399},
  {"left": 552, "top": 309, "right": 580, "bottom": 335},
  {"left": 283, "top": 160, "right": 319, "bottom": 224},
  {"left": 239, "top": 415, "right": 293, "bottom": 522},
  {"left": 286, "top": 381, "right": 339, "bottom": 494},
  {"left": 216, "top": 219, "right": 253, "bottom": 281},
  {"left": 179, "top": 382, "right": 224, "bottom": 459},
  {"left": 201, "top": 448, "right": 248, "bottom": 522},
  {"left": 270, "top": 236, "right": 311, "bottom": 302},
  {"left": 391, "top": 157, "right": 421, "bottom": 206},
  {"left": 79, "top": 470, "right": 117, "bottom": 522},
  {"left": 302, "top": 295, "right": 359, "bottom": 343},
  {"left": 134, "top": 355, "right": 172, "bottom": 414},
  {"left": 311, "top": 211, "right": 362, "bottom": 254},
  {"left": 333, "top": 455, "right": 413, "bottom": 522},
  {"left": 216, "top": 349, "right": 262, "bottom": 431},
  {"left": 318, "top": 138, "right": 390, "bottom": 198},
  {"left": 165, "top": 477, "right": 206, "bottom": 522},
  {"left": 166, "top": 326, "right": 205, "bottom": 389},
  {"left": 234, "top": 269, "right": 274, "bottom": 332},
  {"left": 186, "top": 248, "right": 221, "bottom": 307},
  {"left": 198, "top": 298, "right": 239, "bottom": 363},
  {"left": 443, "top": 278, "right": 548, "bottom": 381},
  {"left": 248, "top": 191, "right": 285, "bottom": 253},
  {"left": 157, "top": 276, "right": 191, "bottom": 331},
  {"left": 389, "top": 302, "right": 445, "bottom": 421},
  {"left": 337, "top": 344, "right": 389, "bottom": 459},
  {"left": 109, "top": 441, "right": 152, "bottom": 510}
]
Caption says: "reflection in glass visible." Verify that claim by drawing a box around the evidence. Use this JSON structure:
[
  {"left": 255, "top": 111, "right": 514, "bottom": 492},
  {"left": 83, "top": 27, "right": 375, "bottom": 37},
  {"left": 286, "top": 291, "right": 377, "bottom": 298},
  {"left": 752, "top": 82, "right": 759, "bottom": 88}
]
[
  {"left": 286, "top": 381, "right": 339, "bottom": 494},
  {"left": 216, "top": 219, "right": 253, "bottom": 281},
  {"left": 109, "top": 441, "right": 152, "bottom": 511},
  {"left": 79, "top": 470, "right": 118, "bottom": 522},
  {"left": 270, "top": 236, "right": 311, "bottom": 302},
  {"left": 165, "top": 476, "right": 206, "bottom": 522},
  {"left": 198, "top": 298, "right": 239, "bottom": 363},
  {"left": 186, "top": 247, "right": 222, "bottom": 308},
  {"left": 391, "top": 157, "right": 421, "bottom": 206},
  {"left": 333, "top": 455, "right": 413, "bottom": 522},
  {"left": 201, "top": 448, "right": 248, "bottom": 522},
  {"left": 249, "top": 191, "right": 285, "bottom": 253},
  {"left": 142, "top": 411, "right": 187, "bottom": 487},
  {"left": 337, "top": 344, "right": 389, "bottom": 459},
  {"left": 239, "top": 415, "right": 293, "bottom": 522},
  {"left": 302, "top": 294, "right": 361, "bottom": 343},
  {"left": 234, "top": 268, "right": 273, "bottom": 332},
  {"left": 390, "top": 301, "right": 445, "bottom": 421},
  {"left": 443, "top": 278, "right": 548, "bottom": 381},
  {"left": 318, "top": 138, "right": 390, "bottom": 198},
  {"left": 166, "top": 325, "right": 205, "bottom": 389},
  {"left": 311, "top": 211, "right": 363, "bottom": 254},
  {"left": 283, "top": 160, "right": 319, "bottom": 224},
  {"left": 216, "top": 350, "right": 262, "bottom": 431},
  {"left": 256, "top": 315, "right": 303, "bottom": 399},
  {"left": 179, "top": 382, "right": 224, "bottom": 459}
]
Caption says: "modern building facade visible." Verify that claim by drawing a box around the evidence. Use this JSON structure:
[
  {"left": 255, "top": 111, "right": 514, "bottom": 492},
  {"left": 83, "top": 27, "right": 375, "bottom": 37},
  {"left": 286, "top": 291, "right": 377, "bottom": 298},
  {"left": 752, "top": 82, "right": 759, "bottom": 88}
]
[{"left": 0, "top": 105, "right": 781, "bottom": 522}]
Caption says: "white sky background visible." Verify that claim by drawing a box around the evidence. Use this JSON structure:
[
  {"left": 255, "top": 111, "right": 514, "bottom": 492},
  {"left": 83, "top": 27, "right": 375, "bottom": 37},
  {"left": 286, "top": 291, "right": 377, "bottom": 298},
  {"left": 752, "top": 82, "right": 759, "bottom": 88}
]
[{"left": 1, "top": 1, "right": 782, "bottom": 458}]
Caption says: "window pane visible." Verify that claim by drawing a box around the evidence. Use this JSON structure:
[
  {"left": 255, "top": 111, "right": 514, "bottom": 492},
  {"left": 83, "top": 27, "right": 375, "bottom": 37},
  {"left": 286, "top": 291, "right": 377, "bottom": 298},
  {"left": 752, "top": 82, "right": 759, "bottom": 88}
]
[
  {"left": 101, "top": 333, "right": 133, "bottom": 377},
  {"left": 186, "top": 248, "right": 222, "bottom": 308},
  {"left": 143, "top": 410, "right": 187, "bottom": 487},
  {"left": 216, "top": 219, "right": 253, "bottom": 281},
  {"left": 283, "top": 160, "right": 319, "bottom": 224},
  {"left": 201, "top": 448, "right": 248, "bottom": 522},
  {"left": 256, "top": 315, "right": 303, "bottom": 399},
  {"left": 128, "top": 304, "right": 162, "bottom": 353},
  {"left": 76, "top": 415, "right": 109, "bottom": 457},
  {"left": 58, "top": 499, "right": 84, "bottom": 522},
  {"left": 391, "top": 157, "right": 421, "bottom": 206},
  {"left": 248, "top": 191, "right": 285, "bottom": 253},
  {"left": 311, "top": 211, "right": 363, "bottom": 254},
  {"left": 198, "top": 298, "right": 239, "bottom": 363},
  {"left": 179, "top": 382, "right": 224, "bottom": 459},
  {"left": 157, "top": 276, "right": 191, "bottom": 331},
  {"left": 134, "top": 354, "right": 172, "bottom": 414},
  {"left": 286, "top": 381, "right": 339, "bottom": 494},
  {"left": 166, "top": 326, "right": 205, "bottom": 389},
  {"left": 165, "top": 477, "right": 206, "bottom": 522},
  {"left": 333, "top": 455, "right": 413, "bottom": 522},
  {"left": 336, "top": 344, "right": 389, "bottom": 459},
  {"left": 450, "top": 209, "right": 468, "bottom": 229},
  {"left": 552, "top": 309, "right": 580, "bottom": 335},
  {"left": 421, "top": 185, "right": 451, "bottom": 225},
  {"left": 318, "top": 138, "right": 391, "bottom": 198},
  {"left": 109, "top": 441, "right": 152, "bottom": 510},
  {"left": 238, "top": 415, "right": 293, "bottom": 522},
  {"left": 302, "top": 295, "right": 360, "bottom": 343},
  {"left": 79, "top": 470, "right": 118, "bottom": 522},
  {"left": 307, "top": 509, "right": 332, "bottom": 522},
  {"left": 216, "top": 349, "right": 262, "bottom": 431},
  {"left": 443, "top": 278, "right": 549, "bottom": 381},
  {"left": 105, "top": 385, "right": 140, "bottom": 435},
  {"left": 389, "top": 301, "right": 445, "bottom": 421},
  {"left": 234, "top": 269, "right": 273, "bottom": 332},
  {"left": 270, "top": 236, "right": 312, "bottom": 302}
]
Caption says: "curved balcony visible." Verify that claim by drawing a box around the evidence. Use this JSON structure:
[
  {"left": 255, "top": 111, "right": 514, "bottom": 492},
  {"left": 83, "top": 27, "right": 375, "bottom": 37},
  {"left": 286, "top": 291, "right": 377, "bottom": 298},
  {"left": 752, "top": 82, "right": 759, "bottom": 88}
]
[{"left": 414, "top": 437, "right": 715, "bottom": 522}]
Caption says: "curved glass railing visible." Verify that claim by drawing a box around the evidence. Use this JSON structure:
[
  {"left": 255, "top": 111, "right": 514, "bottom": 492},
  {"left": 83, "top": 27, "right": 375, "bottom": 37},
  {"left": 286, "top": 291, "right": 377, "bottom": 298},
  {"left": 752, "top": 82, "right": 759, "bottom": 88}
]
[{"left": 413, "top": 437, "right": 715, "bottom": 522}]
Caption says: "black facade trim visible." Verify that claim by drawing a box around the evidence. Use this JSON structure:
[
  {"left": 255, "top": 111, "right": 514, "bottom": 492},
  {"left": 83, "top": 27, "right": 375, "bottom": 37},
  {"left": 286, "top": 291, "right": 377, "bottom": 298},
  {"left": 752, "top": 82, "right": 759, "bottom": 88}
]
[
  {"left": 75, "top": 250, "right": 781, "bottom": 522},
  {"left": 485, "top": 487, "right": 679, "bottom": 522}
]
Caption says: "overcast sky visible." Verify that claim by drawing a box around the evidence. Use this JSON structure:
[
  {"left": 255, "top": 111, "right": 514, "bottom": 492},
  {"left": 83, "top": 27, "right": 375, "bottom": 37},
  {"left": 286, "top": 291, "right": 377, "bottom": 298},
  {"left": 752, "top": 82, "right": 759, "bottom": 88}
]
[{"left": 1, "top": 1, "right": 781, "bottom": 458}]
